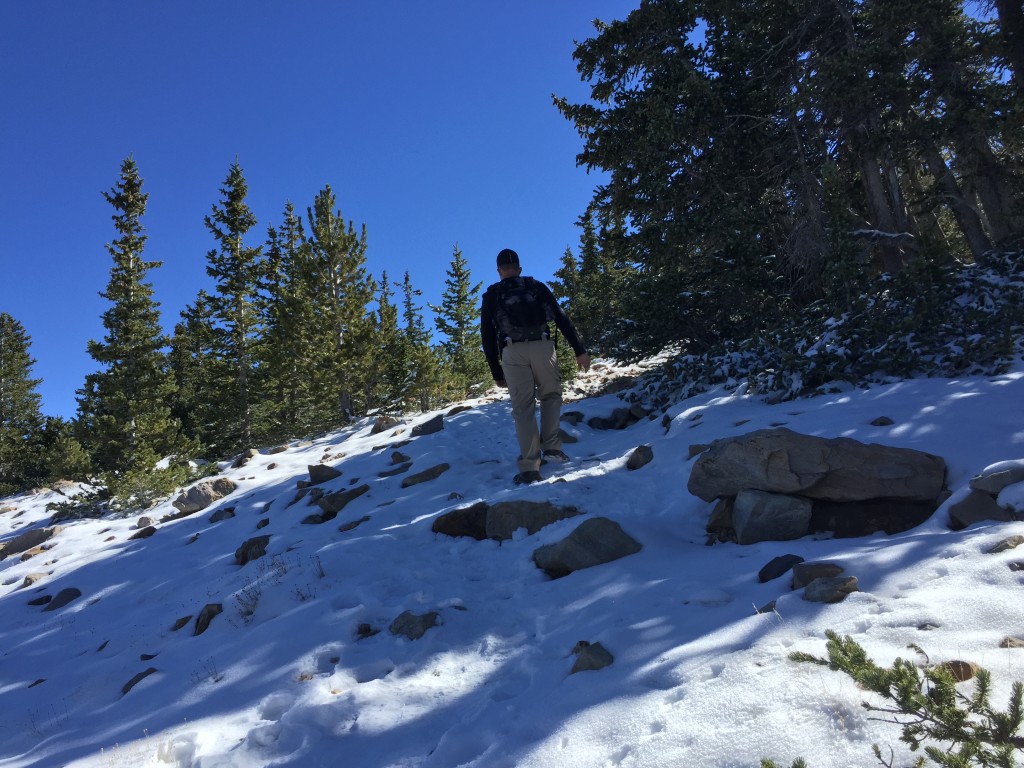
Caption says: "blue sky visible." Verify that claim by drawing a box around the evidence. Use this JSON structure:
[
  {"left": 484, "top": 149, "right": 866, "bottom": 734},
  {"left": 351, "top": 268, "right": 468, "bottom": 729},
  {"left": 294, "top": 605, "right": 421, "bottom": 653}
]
[{"left": 1, "top": 1, "right": 634, "bottom": 418}]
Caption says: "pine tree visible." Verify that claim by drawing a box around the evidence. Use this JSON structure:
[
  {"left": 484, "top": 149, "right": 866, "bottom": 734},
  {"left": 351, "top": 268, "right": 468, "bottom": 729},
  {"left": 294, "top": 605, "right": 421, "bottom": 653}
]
[
  {"left": 0, "top": 313, "right": 47, "bottom": 495},
  {"left": 430, "top": 244, "right": 489, "bottom": 398},
  {"left": 77, "top": 157, "right": 193, "bottom": 506},
  {"left": 402, "top": 271, "right": 443, "bottom": 411},
  {"left": 366, "top": 271, "right": 412, "bottom": 414},
  {"left": 302, "top": 185, "right": 376, "bottom": 424},
  {"left": 203, "top": 160, "right": 263, "bottom": 452},
  {"left": 168, "top": 290, "right": 220, "bottom": 451}
]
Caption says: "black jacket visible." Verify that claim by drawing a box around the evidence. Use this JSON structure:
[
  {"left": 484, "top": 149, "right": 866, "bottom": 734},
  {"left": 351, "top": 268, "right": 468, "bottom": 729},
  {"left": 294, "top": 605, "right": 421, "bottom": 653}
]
[{"left": 479, "top": 276, "right": 587, "bottom": 381}]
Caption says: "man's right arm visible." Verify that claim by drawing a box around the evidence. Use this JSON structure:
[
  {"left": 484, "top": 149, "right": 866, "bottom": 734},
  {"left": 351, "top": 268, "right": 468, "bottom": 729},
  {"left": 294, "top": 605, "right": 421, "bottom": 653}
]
[{"left": 479, "top": 289, "right": 505, "bottom": 384}]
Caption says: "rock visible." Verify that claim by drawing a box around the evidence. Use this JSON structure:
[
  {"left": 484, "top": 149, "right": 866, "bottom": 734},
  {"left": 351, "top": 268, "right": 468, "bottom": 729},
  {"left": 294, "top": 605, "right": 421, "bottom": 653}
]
[
  {"left": 357, "top": 623, "right": 380, "bottom": 639},
  {"left": 43, "top": 587, "right": 82, "bottom": 611},
  {"left": 411, "top": 414, "right": 444, "bottom": 437},
  {"left": 20, "top": 573, "right": 46, "bottom": 589},
  {"left": 758, "top": 554, "right": 805, "bottom": 583},
  {"left": 232, "top": 448, "right": 260, "bottom": 468},
  {"left": 559, "top": 428, "right": 578, "bottom": 444},
  {"left": 948, "top": 490, "right": 1014, "bottom": 530},
  {"left": 532, "top": 517, "right": 642, "bottom": 579},
  {"left": 194, "top": 603, "right": 223, "bottom": 636},
  {"left": 0, "top": 526, "right": 61, "bottom": 561},
  {"left": 267, "top": 445, "right": 288, "bottom": 455},
  {"left": 128, "top": 526, "right": 157, "bottom": 540},
  {"left": 688, "top": 443, "right": 711, "bottom": 460},
  {"left": 235, "top": 535, "right": 271, "bottom": 566},
  {"left": 756, "top": 600, "right": 778, "bottom": 614},
  {"left": 27, "top": 595, "right": 52, "bottom": 606},
  {"left": 688, "top": 428, "right": 946, "bottom": 503},
  {"left": 256, "top": 518, "right": 269, "bottom": 530},
  {"left": 486, "top": 501, "right": 583, "bottom": 542},
  {"left": 571, "top": 641, "right": 614, "bottom": 674},
  {"left": 137, "top": 517, "right": 154, "bottom": 529},
  {"left": 401, "top": 463, "right": 450, "bottom": 488},
  {"left": 121, "top": 667, "right": 158, "bottom": 695},
  {"left": 389, "top": 610, "right": 439, "bottom": 640},
  {"left": 999, "top": 637, "right": 1024, "bottom": 649},
  {"left": 432, "top": 502, "right": 489, "bottom": 540},
  {"left": 870, "top": 416, "right": 895, "bottom": 426},
  {"left": 987, "top": 535, "right": 1024, "bottom": 554},
  {"left": 447, "top": 405, "right": 472, "bottom": 417},
  {"left": 562, "top": 411, "right": 585, "bottom": 426},
  {"left": 1009, "top": 561, "right": 1024, "bottom": 572},
  {"left": 732, "top": 489, "right": 812, "bottom": 545},
  {"left": 339, "top": 515, "right": 371, "bottom": 533},
  {"left": 390, "top": 451, "right": 411, "bottom": 465},
  {"left": 308, "top": 464, "right": 343, "bottom": 485},
  {"left": 971, "top": 465, "right": 1024, "bottom": 495},
  {"left": 792, "top": 562, "right": 845, "bottom": 589},
  {"left": 315, "top": 484, "right": 370, "bottom": 521},
  {"left": 171, "top": 615, "right": 192, "bottom": 632},
  {"left": 812, "top": 497, "right": 938, "bottom": 537},
  {"left": 209, "top": 507, "right": 235, "bottom": 524},
  {"left": 803, "top": 575, "right": 859, "bottom": 603},
  {"left": 938, "top": 660, "right": 980, "bottom": 682},
  {"left": 626, "top": 445, "right": 654, "bottom": 471},
  {"left": 371, "top": 415, "right": 401, "bottom": 434},
  {"left": 705, "top": 498, "right": 735, "bottom": 543},
  {"left": 172, "top": 478, "right": 237, "bottom": 514},
  {"left": 378, "top": 462, "right": 413, "bottom": 478}
]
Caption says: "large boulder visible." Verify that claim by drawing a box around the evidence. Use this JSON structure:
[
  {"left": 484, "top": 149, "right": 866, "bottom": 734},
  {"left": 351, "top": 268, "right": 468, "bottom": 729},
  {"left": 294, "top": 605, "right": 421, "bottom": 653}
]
[
  {"left": 0, "top": 526, "right": 61, "bottom": 561},
  {"left": 172, "top": 478, "right": 237, "bottom": 515},
  {"left": 688, "top": 428, "right": 946, "bottom": 503},
  {"left": 532, "top": 517, "right": 641, "bottom": 579},
  {"left": 732, "top": 490, "right": 812, "bottom": 544},
  {"left": 432, "top": 501, "right": 582, "bottom": 542}
]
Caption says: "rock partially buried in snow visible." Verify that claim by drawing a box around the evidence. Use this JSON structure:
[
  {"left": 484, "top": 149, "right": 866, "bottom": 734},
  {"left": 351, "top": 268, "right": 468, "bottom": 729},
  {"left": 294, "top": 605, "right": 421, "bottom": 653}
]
[
  {"left": 792, "top": 561, "right": 845, "bottom": 589},
  {"left": 411, "top": 414, "right": 444, "bottom": 437},
  {"left": 172, "top": 478, "right": 237, "bottom": 515},
  {"left": 235, "top": 535, "right": 270, "bottom": 566},
  {"left": 42, "top": 587, "right": 82, "bottom": 611},
  {"left": 194, "top": 603, "right": 223, "bottom": 636},
  {"left": 758, "top": 554, "right": 805, "bottom": 583},
  {"left": 532, "top": 517, "right": 641, "bottom": 579},
  {"left": 400, "top": 463, "right": 450, "bottom": 488},
  {"left": 389, "top": 610, "right": 439, "bottom": 640},
  {"left": 625, "top": 444, "right": 654, "bottom": 470},
  {"left": 570, "top": 641, "right": 614, "bottom": 674},
  {"left": 0, "top": 526, "right": 61, "bottom": 561},
  {"left": 308, "top": 464, "right": 342, "bottom": 485},
  {"left": 803, "top": 575, "right": 859, "bottom": 603},
  {"left": 432, "top": 501, "right": 582, "bottom": 542}
]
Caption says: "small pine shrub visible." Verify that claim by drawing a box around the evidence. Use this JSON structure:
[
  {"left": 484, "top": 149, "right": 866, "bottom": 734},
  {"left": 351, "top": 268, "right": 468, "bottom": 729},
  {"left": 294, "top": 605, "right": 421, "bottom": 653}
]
[{"left": 782, "top": 631, "right": 1024, "bottom": 768}]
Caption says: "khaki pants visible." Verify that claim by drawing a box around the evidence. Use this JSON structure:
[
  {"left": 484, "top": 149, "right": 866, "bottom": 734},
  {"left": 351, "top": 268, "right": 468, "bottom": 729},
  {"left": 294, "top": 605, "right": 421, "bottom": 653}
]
[{"left": 501, "top": 339, "right": 562, "bottom": 472}]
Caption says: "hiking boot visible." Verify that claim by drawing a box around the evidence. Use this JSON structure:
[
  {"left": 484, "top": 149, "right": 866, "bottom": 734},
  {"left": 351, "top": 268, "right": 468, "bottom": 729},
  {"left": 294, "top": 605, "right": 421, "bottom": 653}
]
[
  {"left": 513, "top": 470, "right": 542, "bottom": 485},
  {"left": 542, "top": 449, "right": 570, "bottom": 463}
]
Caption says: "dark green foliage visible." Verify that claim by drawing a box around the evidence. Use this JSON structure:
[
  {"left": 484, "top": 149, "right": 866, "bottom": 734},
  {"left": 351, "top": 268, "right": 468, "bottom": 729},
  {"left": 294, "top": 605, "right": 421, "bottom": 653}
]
[
  {"left": 761, "top": 760, "right": 808, "bottom": 768},
  {"left": 402, "top": 271, "right": 444, "bottom": 412},
  {"left": 789, "top": 631, "right": 1024, "bottom": 767},
  {"left": 637, "top": 248, "right": 1024, "bottom": 408},
  {"left": 76, "top": 158, "right": 193, "bottom": 508},
  {"left": 430, "top": 244, "right": 489, "bottom": 398},
  {"left": 557, "top": 0, "right": 1022, "bottom": 361},
  {"left": 0, "top": 313, "right": 47, "bottom": 495},
  {"left": 203, "top": 160, "right": 264, "bottom": 452}
]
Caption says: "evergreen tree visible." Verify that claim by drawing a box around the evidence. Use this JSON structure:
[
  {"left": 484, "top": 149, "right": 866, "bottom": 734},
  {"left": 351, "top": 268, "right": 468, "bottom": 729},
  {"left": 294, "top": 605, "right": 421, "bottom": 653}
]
[
  {"left": 302, "top": 185, "right": 377, "bottom": 424},
  {"left": 429, "top": 244, "right": 489, "bottom": 398},
  {"left": 0, "top": 313, "right": 46, "bottom": 495},
  {"left": 168, "top": 290, "right": 220, "bottom": 451},
  {"left": 401, "top": 271, "right": 443, "bottom": 411},
  {"left": 77, "top": 157, "right": 192, "bottom": 506},
  {"left": 366, "top": 271, "right": 412, "bottom": 414},
  {"left": 203, "top": 160, "right": 263, "bottom": 452}
]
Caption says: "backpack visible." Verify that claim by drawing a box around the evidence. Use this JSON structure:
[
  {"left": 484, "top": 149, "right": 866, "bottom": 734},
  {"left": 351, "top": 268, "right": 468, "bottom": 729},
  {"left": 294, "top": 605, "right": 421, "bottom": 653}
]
[{"left": 492, "top": 277, "right": 553, "bottom": 343}]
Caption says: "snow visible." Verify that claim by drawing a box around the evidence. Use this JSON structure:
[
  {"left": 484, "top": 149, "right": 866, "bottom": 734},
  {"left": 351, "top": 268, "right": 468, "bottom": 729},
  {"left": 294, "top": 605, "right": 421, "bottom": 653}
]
[{"left": 2, "top": 363, "right": 1024, "bottom": 768}]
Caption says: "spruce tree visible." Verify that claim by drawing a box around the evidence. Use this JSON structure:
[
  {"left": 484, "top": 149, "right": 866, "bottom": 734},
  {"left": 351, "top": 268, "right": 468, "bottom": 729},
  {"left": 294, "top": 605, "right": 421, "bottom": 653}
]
[
  {"left": 367, "top": 271, "right": 412, "bottom": 414},
  {"left": 302, "top": 185, "right": 376, "bottom": 424},
  {"left": 0, "top": 313, "right": 46, "bottom": 495},
  {"left": 78, "top": 157, "right": 193, "bottom": 507},
  {"left": 401, "top": 271, "right": 443, "bottom": 411},
  {"left": 203, "top": 160, "right": 263, "bottom": 452},
  {"left": 430, "top": 244, "right": 489, "bottom": 398},
  {"left": 168, "top": 290, "right": 220, "bottom": 451}
]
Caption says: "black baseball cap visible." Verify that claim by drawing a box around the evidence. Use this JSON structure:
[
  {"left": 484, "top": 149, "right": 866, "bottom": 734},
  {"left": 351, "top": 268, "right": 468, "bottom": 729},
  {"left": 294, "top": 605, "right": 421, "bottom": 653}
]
[{"left": 496, "top": 248, "right": 519, "bottom": 266}]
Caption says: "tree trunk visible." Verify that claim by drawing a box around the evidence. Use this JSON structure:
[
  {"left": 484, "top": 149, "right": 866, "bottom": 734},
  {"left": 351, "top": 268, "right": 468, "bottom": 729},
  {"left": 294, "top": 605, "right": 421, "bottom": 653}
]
[
  {"left": 920, "top": 139, "right": 994, "bottom": 261},
  {"left": 995, "top": 0, "right": 1024, "bottom": 90}
]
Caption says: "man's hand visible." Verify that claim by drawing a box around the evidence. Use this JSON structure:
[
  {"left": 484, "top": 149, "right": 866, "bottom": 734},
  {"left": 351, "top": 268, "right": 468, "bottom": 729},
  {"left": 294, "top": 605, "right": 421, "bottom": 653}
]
[
  {"left": 576, "top": 353, "right": 592, "bottom": 372},
  {"left": 495, "top": 379, "right": 508, "bottom": 389}
]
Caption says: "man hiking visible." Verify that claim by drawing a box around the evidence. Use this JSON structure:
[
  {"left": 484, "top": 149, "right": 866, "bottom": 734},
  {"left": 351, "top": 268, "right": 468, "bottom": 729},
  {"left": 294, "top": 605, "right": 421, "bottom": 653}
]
[{"left": 480, "top": 248, "right": 591, "bottom": 485}]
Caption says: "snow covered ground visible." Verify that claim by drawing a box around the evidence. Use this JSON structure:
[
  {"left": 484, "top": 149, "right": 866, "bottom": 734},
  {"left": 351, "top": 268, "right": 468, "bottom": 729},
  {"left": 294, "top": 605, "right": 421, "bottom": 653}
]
[{"left": 1, "top": 361, "right": 1023, "bottom": 768}]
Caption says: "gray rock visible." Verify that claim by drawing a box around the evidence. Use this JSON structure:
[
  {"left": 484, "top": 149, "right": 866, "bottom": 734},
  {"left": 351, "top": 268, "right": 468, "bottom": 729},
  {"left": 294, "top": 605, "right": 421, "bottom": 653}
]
[
  {"left": 485, "top": 501, "right": 583, "bottom": 542},
  {"left": 626, "top": 445, "right": 654, "bottom": 471},
  {"left": 705, "top": 498, "right": 735, "bottom": 543},
  {"left": 316, "top": 484, "right": 370, "bottom": 519},
  {"left": 571, "top": 641, "right": 614, "bottom": 674},
  {"left": 758, "top": 554, "right": 805, "bottom": 583},
  {"left": 232, "top": 448, "right": 260, "bottom": 468},
  {"left": 137, "top": 516, "right": 154, "bottom": 529},
  {"left": 803, "top": 575, "right": 859, "bottom": 603},
  {"left": 128, "top": 525, "right": 157, "bottom": 540},
  {"left": 533, "top": 517, "right": 642, "bottom": 579},
  {"left": 389, "top": 610, "right": 439, "bottom": 640},
  {"left": 390, "top": 451, "right": 411, "bottom": 465},
  {"left": 792, "top": 561, "right": 845, "bottom": 589},
  {"left": 988, "top": 535, "right": 1024, "bottom": 554},
  {"left": 194, "top": 603, "right": 223, "bottom": 636},
  {"left": 172, "top": 478, "right": 237, "bottom": 514},
  {"left": 371, "top": 415, "right": 401, "bottom": 434},
  {"left": 121, "top": 667, "right": 158, "bottom": 696},
  {"left": 235, "top": 535, "right": 271, "bottom": 566},
  {"left": 208, "top": 507, "right": 235, "bottom": 524},
  {"left": 432, "top": 502, "right": 490, "bottom": 540},
  {"left": 42, "top": 587, "right": 82, "bottom": 611},
  {"left": 732, "top": 489, "right": 812, "bottom": 545},
  {"left": 688, "top": 428, "right": 946, "bottom": 503},
  {"left": 948, "top": 489, "right": 1014, "bottom": 530},
  {"left": 1000, "top": 636, "right": 1024, "bottom": 649},
  {"left": 20, "top": 573, "right": 46, "bottom": 589},
  {"left": 308, "top": 464, "right": 343, "bottom": 485},
  {"left": 411, "top": 414, "right": 444, "bottom": 437},
  {"left": 970, "top": 466, "right": 1024, "bottom": 495},
  {"left": 378, "top": 462, "right": 413, "bottom": 478},
  {"left": 401, "top": 463, "right": 450, "bottom": 488},
  {"left": 0, "top": 526, "right": 61, "bottom": 561}
]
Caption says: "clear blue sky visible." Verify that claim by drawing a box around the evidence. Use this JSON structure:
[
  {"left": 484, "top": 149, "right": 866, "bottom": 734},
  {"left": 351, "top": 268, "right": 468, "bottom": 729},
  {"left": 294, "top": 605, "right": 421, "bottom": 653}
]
[{"left": 1, "top": 1, "right": 634, "bottom": 419}]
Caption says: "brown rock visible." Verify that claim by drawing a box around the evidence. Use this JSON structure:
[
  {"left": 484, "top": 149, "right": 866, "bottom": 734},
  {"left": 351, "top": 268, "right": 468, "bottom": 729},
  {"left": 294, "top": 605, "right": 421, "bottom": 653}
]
[
  {"left": 122, "top": 667, "right": 158, "bottom": 695},
  {"left": 401, "top": 463, "right": 450, "bottom": 488},
  {"left": 129, "top": 526, "right": 157, "bottom": 540},
  {"left": 235, "top": 535, "right": 271, "bottom": 565},
  {"left": 988, "top": 535, "right": 1024, "bottom": 554},
  {"left": 194, "top": 604, "right": 223, "bottom": 636},
  {"left": 938, "top": 660, "right": 980, "bottom": 682}
]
